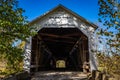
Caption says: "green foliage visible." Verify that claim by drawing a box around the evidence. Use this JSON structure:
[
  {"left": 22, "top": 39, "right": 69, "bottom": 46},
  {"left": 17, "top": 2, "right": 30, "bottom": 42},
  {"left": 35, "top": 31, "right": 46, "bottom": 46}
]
[
  {"left": 98, "top": 0, "right": 120, "bottom": 47},
  {"left": 98, "top": 0, "right": 120, "bottom": 76},
  {"left": 0, "top": 0, "right": 33, "bottom": 74},
  {"left": 98, "top": 0, "right": 120, "bottom": 54}
]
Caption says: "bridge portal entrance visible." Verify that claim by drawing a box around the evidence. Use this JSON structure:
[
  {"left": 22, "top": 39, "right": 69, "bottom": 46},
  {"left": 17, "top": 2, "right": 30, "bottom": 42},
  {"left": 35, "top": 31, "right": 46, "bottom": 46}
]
[{"left": 30, "top": 27, "right": 89, "bottom": 72}]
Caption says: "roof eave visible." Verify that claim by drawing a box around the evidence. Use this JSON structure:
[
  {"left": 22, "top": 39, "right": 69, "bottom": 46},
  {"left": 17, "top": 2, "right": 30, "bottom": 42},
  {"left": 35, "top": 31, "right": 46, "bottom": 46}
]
[{"left": 29, "top": 4, "right": 98, "bottom": 30}]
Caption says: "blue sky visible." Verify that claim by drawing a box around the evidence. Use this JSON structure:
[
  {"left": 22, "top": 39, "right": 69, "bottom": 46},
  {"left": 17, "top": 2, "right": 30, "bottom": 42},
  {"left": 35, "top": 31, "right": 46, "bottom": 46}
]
[{"left": 18, "top": 0, "right": 99, "bottom": 23}]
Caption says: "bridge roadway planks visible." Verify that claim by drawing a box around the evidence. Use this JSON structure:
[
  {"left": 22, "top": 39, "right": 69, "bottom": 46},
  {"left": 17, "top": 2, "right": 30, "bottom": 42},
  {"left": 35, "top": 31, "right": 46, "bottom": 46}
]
[{"left": 31, "top": 71, "right": 88, "bottom": 80}]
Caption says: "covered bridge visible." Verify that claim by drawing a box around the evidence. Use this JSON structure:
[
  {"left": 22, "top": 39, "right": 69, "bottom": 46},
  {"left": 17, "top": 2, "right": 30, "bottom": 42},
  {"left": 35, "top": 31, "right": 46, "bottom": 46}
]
[{"left": 24, "top": 5, "right": 98, "bottom": 73}]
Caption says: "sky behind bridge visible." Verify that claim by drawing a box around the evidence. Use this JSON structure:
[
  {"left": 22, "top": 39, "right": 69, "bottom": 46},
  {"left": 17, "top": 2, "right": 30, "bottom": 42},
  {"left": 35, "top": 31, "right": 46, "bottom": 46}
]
[{"left": 18, "top": 0, "right": 99, "bottom": 23}]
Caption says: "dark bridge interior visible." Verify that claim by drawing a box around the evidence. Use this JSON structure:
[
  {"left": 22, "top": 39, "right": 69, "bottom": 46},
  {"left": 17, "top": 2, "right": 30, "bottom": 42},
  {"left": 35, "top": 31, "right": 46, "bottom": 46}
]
[{"left": 30, "top": 27, "right": 89, "bottom": 72}]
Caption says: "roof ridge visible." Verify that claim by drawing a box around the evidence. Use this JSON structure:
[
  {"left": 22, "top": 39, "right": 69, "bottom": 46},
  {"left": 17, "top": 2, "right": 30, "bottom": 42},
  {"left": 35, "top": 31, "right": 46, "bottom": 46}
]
[{"left": 29, "top": 4, "right": 98, "bottom": 29}]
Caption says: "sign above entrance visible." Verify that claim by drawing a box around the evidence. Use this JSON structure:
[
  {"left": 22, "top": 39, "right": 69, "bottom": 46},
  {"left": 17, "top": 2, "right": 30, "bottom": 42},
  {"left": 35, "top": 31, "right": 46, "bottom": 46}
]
[
  {"left": 49, "top": 16, "right": 73, "bottom": 19},
  {"left": 43, "top": 13, "right": 77, "bottom": 27},
  {"left": 44, "top": 23, "right": 75, "bottom": 26}
]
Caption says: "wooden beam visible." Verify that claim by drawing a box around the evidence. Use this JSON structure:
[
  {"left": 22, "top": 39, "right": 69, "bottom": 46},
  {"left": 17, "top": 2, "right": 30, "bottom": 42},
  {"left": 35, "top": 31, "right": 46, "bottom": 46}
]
[
  {"left": 37, "top": 35, "right": 42, "bottom": 40},
  {"left": 43, "top": 38, "right": 75, "bottom": 44},
  {"left": 69, "top": 37, "right": 82, "bottom": 55},
  {"left": 63, "top": 33, "right": 81, "bottom": 37},
  {"left": 43, "top": 47, "right": 52, "bottom": 55},
  {"left": 63, "top": 33, "right": 88, "bottom": 40},
  {"left": 37, "top": 35, "right": 53, "bottom": 55},
  {"left": 39, "top": 33, "right": 77, "bottom": 41}
]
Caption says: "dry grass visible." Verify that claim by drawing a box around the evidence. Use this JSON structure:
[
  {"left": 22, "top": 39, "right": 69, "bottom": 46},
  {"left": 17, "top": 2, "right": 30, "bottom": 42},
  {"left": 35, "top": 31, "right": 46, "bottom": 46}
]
[{"left": 0, "top": 58, "right": 7, "bottom": 78}]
